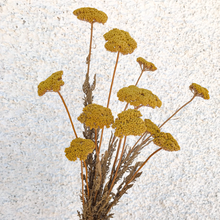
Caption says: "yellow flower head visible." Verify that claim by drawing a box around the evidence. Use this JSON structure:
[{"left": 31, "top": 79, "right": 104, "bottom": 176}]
[
  {"left": 73, "top": 7, "right": 108, "bottom": 24},
  {"left": 112, "top": 109, "right": 146, "bottom": 138},
  {"left": 117, "top": 85, "right": 162, "bottom": 108},
  {"left": 189, "top": 83, "right": 210, "bottom": 100},
  {"left": 144, "top": 119, "right": 160, "bottom": 137},
  {"left": 77, "top": 103, "right": 114, "bottom": 129},
  {"left": 65, "top": 138, "right": 95, "bottom": 161},
  {"left": 153, "top": 132, "right": 180, "bottom": 151},
  {"left": 137, "top": 57, "right": 157, "bottom": 71},
  {"left": 103, "top": 28, "right": 137, "bottom": 55},
  {"left": 38, "top": 71, "right": 64, "bottom": 96}
]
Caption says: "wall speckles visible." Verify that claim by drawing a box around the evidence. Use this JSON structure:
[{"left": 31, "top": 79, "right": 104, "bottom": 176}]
[{"left": 0, "top": 0, "right": 219, "bottom": 219}]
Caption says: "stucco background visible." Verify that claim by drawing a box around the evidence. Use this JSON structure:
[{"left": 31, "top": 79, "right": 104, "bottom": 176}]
[{"left": 0, "top": 0, "right": 219, "bottom": 219}]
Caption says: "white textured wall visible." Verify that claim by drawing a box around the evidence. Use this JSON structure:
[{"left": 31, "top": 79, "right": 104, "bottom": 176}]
[{"left": 0, "top": 0, "right": 219, "bottom": 219}]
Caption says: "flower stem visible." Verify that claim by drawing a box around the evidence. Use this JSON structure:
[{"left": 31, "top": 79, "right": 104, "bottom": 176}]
[
  {"left": 123, "top": 69, "right": 144, "bottom": 111},
  {"left": 81, "top": 160, "right": 84, "bottom": 206},
  {"left": 87, "top": 22, "right": 93, "bottom": 76},
  {"left": 95, "top": 129, "right": 101, "bottom": 177},
  {"left": 120, "top": 148, "right": 162, "bottom": 195},
  {"left": 99, "top": 51, "right": 120, "bottom": 154},
  {"left": 95, "top": 129, "right": 100, "bottom": 160},
  {"left": 107, "top": 51, "right": 120, "bottom": 108},
  {"left": 159, "top": 95, "right": 196, "bottom": 128},
  {"left": 135, "top": 69, "right": 144, "bottom": 86},
  {"left": 84, "top": 161, "right": 90, "bottom": 198},
  {"left": 129, "top": 95, "right": 197, "bottom": 155},
  {"left": 108, "top": 137, "right": 126, "bottom": 196},
  {"left": 98, "top": 128, "right": 104, "bottom": 155},
  {"left": 109, "top": 139, "right": 122, "bottom": 182},
  {"left": 128, "top": 132, "right": 151, "bottom": 157},
  {"left": 57, "top": 91, "right": 78, "bottom": 138}
]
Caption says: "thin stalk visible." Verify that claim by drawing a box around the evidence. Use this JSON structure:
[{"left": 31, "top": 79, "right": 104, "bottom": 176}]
[
  {"left": 57, "top": 91, "right": 78, "bottom": 138},
  {"left": 81, "top": 160, "right": 84, "bottom": 206},
  {"left": 106, "top": 148, "right": 161, "bottom": 215},
  {"left": 87, "top": 22, "right": 93, "bottom": 76},
  {"left": 123, "top": 69, "right": 144, "bottom": 111},
  {"left": 107, "top": 51, "right": 120, "bottom": 108},
  {"left": 135, "top": 69, "right": 144, "bottom": 86},
  {"left": 98, "top": 128, "right": 104, "bottom": 155},
  {"left": 95, "top": 129, "right": 100, "bottom": 162},
  {"left": 95, "top": 129, "right": 101, "bottom": 178},
  {"left": 127, "top": 132, "right": 150, "bottom": 157},
  {"left": 109, "top": 139, "right": 122, "bottom": 181},
  {"left": 120, "top": 148, "right": 162, "bottom": 196},
  {"left": 159, "top": 95, "right": 196, "bottom": 128},
  {"left": 127, "top": 95, "right": 197, "bottom": 156},
  {"left": 93, "top": 129, "right": 102, "bottom": 204},
  {"left": 84, "top": 161, "right": 90, "bottom": 198},
  {"left": 108, "top": 137, "right": 127, "bottom": 196},
  {"left": 99, "top": 51, "right": 120, "bottom": 153}
]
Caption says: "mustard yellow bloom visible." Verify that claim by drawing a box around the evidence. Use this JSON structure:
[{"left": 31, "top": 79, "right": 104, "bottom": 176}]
[
  {"left": 144, "top": 119, "right": 160, "bottom": 137},
  {"left": 137, "top": 57, "right": 157, "bottom": 71},
  {"left": 77, "top": 103, "right": 114, "bottom": 129},
  {"left": 103, "top": 28, "right": 137, "bottom": 55},
  {"left": 117, "top": 85, "right": 162, "bottom": 108},
  {"left": 112, "top": 109, "right": 146, "bottom": 138},
  {"left": 73, "top": 7, "right": 108, "bottom": 24},
  {"left": 153, "top": 132, "right": 180, "bottom": 151},
  {"left": 189, "top": 83, "right": 210, "bottom": 100},
  {"left": 65, "top": 138, "right": 95, "bottom": 161},
  {"left": 38, "top": 71, "right": 64, "bottom": 96}
]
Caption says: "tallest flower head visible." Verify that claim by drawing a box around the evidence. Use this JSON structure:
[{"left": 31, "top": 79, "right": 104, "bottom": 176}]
[
  {"left": 104, "top": 28, "right": 137, "bottom": 55},
  {"left": 73, "top": 7, "right": 108, "bottom": 24}
]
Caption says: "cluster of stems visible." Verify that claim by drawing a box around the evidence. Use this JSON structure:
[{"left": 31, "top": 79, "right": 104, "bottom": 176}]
[{"left": 55, "top": 23, "right": 196, "bottom": 211}]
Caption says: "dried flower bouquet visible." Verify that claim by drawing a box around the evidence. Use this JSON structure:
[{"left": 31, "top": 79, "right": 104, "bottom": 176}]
[{"left": 37, "top": 7, "right": 210, "bottom": 220}]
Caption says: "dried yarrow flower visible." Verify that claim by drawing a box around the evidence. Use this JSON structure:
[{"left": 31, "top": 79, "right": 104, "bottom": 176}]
[
  {"left": 77, "top": 103, "right": 114, "bottom": 129},
  {"left": 65, "top": 138, "right": 95, "bottom": 161},
  {"left": 38, "top": 71, "right": 64, "bottom": 96},
  {"left": 144, "top": 119, "right": 160, "bottom": 137},
  {"left": 189, "top": 83, "right": 210, "bottom": 100},
  {"left": 137, "top": 57, "right": 157, "bottom": 71},
  {"left": 73, "top": 7, "right": 108, "bottom": 24},
  {"left": 117, "top": 85, "right": 162, "bottom": 108},
  {"left": 153, "top": 132, "right": 180, "bottom": 151},
  {"left": 103, "top": 28, "right": 137, "bottom": 55},
  {"left": 112, "top": 109, "right": 146, "bottom": 138}
]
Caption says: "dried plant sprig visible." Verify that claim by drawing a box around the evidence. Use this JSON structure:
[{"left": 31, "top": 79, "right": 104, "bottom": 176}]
[
  {"left": 189, "top": 83, "right": 210, "bottom": 100},
  {"left": 73, "top": 7, "right": 108, "bottom": 24},
  {"left": 38, "top": 70, "right": 64, "bottom": 96},
  {"left": 118, "top": 85, "right": 162, "bottom": 109}
]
